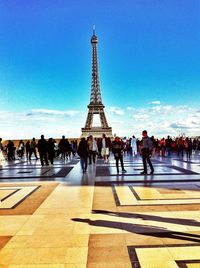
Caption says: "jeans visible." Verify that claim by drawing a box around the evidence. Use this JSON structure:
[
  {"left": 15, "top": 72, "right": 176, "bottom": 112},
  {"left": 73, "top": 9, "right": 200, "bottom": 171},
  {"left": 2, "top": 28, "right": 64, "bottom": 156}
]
[{"left": 80, "top": 157, "right": 88, "bottom": 171}]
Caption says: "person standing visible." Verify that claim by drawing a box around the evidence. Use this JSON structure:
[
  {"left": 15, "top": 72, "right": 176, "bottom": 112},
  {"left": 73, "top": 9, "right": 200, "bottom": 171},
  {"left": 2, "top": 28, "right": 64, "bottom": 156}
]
[
  {"left": 25, "top": 140, "right": 31, "bottom": 160},
  {"left": 47, "top": 138, "right": 55, "bottom": 165},
  {"left": 101, "top": 134, "right": 111, "bottom": 163},
  {"left": 87, "top": 135, "right": 98, "bottom": 164},
  {"left": 30, "top": 138, "right": 38, "bottom": 160},
  {"left": 7, "top": 140, "right": 15, "bottom": 160},
  {"left": 17, "top": 140, "right": 25, "bottom": 158},
  {"left": 131, "top": 135, "right": 137, "bottom": 156},
  {"left": 77, "top": 137, "right": 89, "bottom": 173},
  {"left": 112, "top": 136, "right": 127, "bottom": 173},
  {"left": 37, "top": 135, "right": 49, "bottom": 166},
  {"left": 140, "top": 130, "right": 154, "bottom": 175}
]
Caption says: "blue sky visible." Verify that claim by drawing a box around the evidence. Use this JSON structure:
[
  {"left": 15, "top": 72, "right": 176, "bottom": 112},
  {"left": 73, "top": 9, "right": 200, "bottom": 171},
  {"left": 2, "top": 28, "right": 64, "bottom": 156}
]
[{"left": 0, "top": 0, "right": 200, "bottom": 138}]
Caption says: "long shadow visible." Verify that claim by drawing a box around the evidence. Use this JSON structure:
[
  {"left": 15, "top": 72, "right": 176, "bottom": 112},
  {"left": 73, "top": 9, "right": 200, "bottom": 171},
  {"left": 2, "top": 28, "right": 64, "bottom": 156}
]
[
  {"left": 72, "top": 218, "right": 200, "bottom": 243},
  {"left": 92, "top": 209, "right": 200, "bottom": 227}
]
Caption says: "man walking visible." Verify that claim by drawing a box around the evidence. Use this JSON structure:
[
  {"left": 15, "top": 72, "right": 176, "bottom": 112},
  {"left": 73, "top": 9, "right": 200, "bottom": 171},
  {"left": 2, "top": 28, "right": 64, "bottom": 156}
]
[
  {"left": 140, "top": 130, "right": 154, "bottom": 175},
  {"left": 37, "top": 135, "right": 49, "bottom": 166}
]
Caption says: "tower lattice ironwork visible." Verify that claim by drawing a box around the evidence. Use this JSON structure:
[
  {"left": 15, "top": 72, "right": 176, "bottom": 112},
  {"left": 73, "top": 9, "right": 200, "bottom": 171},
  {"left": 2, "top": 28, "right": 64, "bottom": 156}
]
[{"left": 81, "top": 28, "right": 112, "bottom": 138}]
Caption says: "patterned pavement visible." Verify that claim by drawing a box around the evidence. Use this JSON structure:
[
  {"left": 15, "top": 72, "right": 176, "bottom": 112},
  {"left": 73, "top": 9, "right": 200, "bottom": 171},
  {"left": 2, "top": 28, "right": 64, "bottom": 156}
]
[{"left": 0, "top": 154, "right": 200, "bottom": 267}]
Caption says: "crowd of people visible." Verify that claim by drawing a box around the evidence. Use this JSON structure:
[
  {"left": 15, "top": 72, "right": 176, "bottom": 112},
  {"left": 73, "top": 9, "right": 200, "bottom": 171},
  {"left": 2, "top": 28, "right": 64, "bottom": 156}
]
[
  {"left": 0, "top": 136, "right": 78, "bottom": 166},
  {"left": 0, "top": 134, "right": 200, "bottom": 174},
  {"left": 125, "top": 135, "right": 200, "bottom": 159}
]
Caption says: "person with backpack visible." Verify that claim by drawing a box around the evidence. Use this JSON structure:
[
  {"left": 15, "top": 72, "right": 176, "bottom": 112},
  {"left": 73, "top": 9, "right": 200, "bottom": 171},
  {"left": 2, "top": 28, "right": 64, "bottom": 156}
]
[{"left": 140, "top": 130, "right": 154, "bottom": 175}]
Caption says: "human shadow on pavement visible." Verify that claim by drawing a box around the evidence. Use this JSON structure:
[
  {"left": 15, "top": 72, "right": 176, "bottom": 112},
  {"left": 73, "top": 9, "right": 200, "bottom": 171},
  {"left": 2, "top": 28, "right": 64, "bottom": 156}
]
[
  {"left": 72, "top": 217, "right": 200, "bottom": 243},
  {"left": 92, "top": 209, "right": 200, "bottom": 227}
]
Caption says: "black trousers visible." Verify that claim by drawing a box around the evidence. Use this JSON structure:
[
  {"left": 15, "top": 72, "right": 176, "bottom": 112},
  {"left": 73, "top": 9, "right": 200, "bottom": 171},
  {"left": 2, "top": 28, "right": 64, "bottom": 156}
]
[
  {"left": 115, "top": 155, "right": 125, "bottom": 172},
  {"left": 48, "top": 152, "right": 54, "bottom": 164},
  {"left": 29, "top": 148, "right": 38, "bottom": 159},
  {"left": 142, "top": 149, "right": 154, "bottom": 173},
  {"left": 39, "top": 152, "right": 49, "bottom": 166}
]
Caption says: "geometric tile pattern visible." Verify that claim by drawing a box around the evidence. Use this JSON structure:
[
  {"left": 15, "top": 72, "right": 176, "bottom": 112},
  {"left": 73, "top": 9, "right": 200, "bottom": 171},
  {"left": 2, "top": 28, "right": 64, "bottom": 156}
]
[
  {"left": 0, "top": 186, "right": 39, "bottom": 209},
  {"left": 0, "top": 167, "right": 73, "bottom": 179},
  {"left": 0, "top": 182, "right": 59, "bottom": 215},
  {"left": 128, "top": 244, "right": 200, "bottom": 268},
  {"left": 1, "top": 155, "right": 200, "bottom": 266},
  {"left": 113, "top": 184, "right": 200, "bottom": 206}
]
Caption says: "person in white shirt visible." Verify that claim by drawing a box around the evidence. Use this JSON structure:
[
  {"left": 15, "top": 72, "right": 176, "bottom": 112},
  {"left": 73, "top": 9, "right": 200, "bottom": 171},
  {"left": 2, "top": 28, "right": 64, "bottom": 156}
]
[
  {"left": 101, "top": 134, "right": 111, "bottom": 163},
  {"left": 131, "top": 135, "right": 137, "bottom": 156}
]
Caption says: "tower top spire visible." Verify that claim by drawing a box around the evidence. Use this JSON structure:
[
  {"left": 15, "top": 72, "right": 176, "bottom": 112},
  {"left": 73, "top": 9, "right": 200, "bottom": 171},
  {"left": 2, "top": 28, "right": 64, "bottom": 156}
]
[{"left": 91, "top": 25, "right": 98, "bottom": 43}]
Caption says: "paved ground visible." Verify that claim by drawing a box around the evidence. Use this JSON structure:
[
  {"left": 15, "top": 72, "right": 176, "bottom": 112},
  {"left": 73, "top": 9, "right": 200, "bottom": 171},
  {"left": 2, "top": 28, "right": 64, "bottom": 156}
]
[{"left": 0, "top": 153, "right": 200, "bottom": 267}]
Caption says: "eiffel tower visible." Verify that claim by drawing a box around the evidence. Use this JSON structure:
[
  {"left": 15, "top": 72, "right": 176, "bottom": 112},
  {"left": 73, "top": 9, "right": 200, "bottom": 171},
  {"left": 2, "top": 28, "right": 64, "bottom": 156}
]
[{"left": 81, "top": 28, "right": 112, "bottom": 138}]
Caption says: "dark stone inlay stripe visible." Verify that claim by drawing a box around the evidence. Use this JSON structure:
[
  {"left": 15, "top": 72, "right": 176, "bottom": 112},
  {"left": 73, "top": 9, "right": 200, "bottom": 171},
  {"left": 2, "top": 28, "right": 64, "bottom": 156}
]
[
  {"left": 111, "top": 185, "right": 120, "bottom": 206},
  {"left": 0, "top": 188, "right": 20, "bottom": 202},
  {"left": 112, "top": 184, "right": 200, "bottom": 206},
  {"left": 54, "top": 167, "right": 73, "bottom": 177},
  {"left": 176, "top": 260, "right": 200, "bottom": 268},
  {"left": 17, "top": 171, "right": 33, "bottom": 174},
  {"left": 129, "top": 185, "right": 200, "bottom": 201},
  {"left": 128, "top": 244, "right": 200, "bottom": 268},
  {"left": 0, "top": 185, "right": 41, "bottom": 210}
]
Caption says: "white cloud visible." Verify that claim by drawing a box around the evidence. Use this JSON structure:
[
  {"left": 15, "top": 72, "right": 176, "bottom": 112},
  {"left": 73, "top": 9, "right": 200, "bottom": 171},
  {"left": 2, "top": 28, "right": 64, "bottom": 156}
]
[
  {"left": 126, "top": 106, "right": 134, "bottom": 111},
  {"left": 108, "top": 106, "right": 124, "bottom": 116},
  {"left": 150, "top": 101, "right": 161, "bottom": 105},
  {"left": 30, "top": 109, "right": 79, "bottom": 116},
  {"left": 1, "top": 103, "right": 200, "bottom": 139},
  {"left": 133, "top": 114, "right": 149, "bottom": 121}
]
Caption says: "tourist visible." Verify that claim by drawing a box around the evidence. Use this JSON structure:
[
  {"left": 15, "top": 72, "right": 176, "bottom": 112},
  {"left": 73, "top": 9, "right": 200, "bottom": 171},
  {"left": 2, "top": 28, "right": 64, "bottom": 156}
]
[
  {"left": 140, "top": 130, "right": 154, "bottom": 175},
  {"left": 177, "top": 137, "right": 184, "bottom": 157},
  {"left": 30, "top": 137, "right": 38, "bottom": 160},
  {"left": 17, "top": 140, "right": 25, "bottom": 158},
  {"left": 160, "top": 138, "right": 166, "bottom": 157},
  {"left": 37, "top": 135, "right": 49, "bottom": 166},
  {"left": 58, "top": 136, "right": 66, "bottom": 159},
  {"left": 87, "top": 135, "right": 98, "bottom": 164},
  {"left": 165, "top": 136, "right": 172, "bottom": 156},
  {"left": 71, "top": 140, "right": 78, "bottom": 156},
  {"left": 77, "top": 137, "right": 89, "bottom": 173},
  {"left": 100, "top": 134, "right": 111, "bottom": 163},
  {"left": 25, "top": 140, "right": 31, "bottom": 160},
  {"left": 131, "top": 135, "right": 137, "bottom": 156},
  {"left": 112, "top": 136, "right": 127, "bottom": 173},
  {"left": 65, "top": 138, "right": 71, "bottom": 159},
  {"left": 7, "top": 140, "right": 15, "bottom": 161},
  {"left": 58, "top": 136, "right": 70, "bottom": 160},
  {"left": 47, "top": 138, "right": 55, "bottom": 165}
]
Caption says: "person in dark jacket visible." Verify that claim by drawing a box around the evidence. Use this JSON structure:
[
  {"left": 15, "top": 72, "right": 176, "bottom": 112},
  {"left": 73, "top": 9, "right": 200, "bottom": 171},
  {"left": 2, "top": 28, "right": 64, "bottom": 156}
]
[
  {"left": 140, "top": 130, "right": 154, "bottom": 175},
  {"left": 25, "top": 140, "right": 31, "bottom": 160},
  {"left": 112, "top": 136, "right": 127, "bottom": 173},
  {"left": 77, "top": 137, "right": 89, "bottom": 173},
  {"left": 7, "top": 140, "right": 15, "bottom": 160},
  {"left": 37, "top": 135, "right": 49, "bottom": 166}
]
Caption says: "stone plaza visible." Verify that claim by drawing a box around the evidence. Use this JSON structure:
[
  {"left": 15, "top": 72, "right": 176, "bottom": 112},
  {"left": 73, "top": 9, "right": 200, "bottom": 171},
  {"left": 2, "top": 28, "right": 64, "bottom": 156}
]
[{"left": 0, "top": 153, "right": 200, "bottom": 267}]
